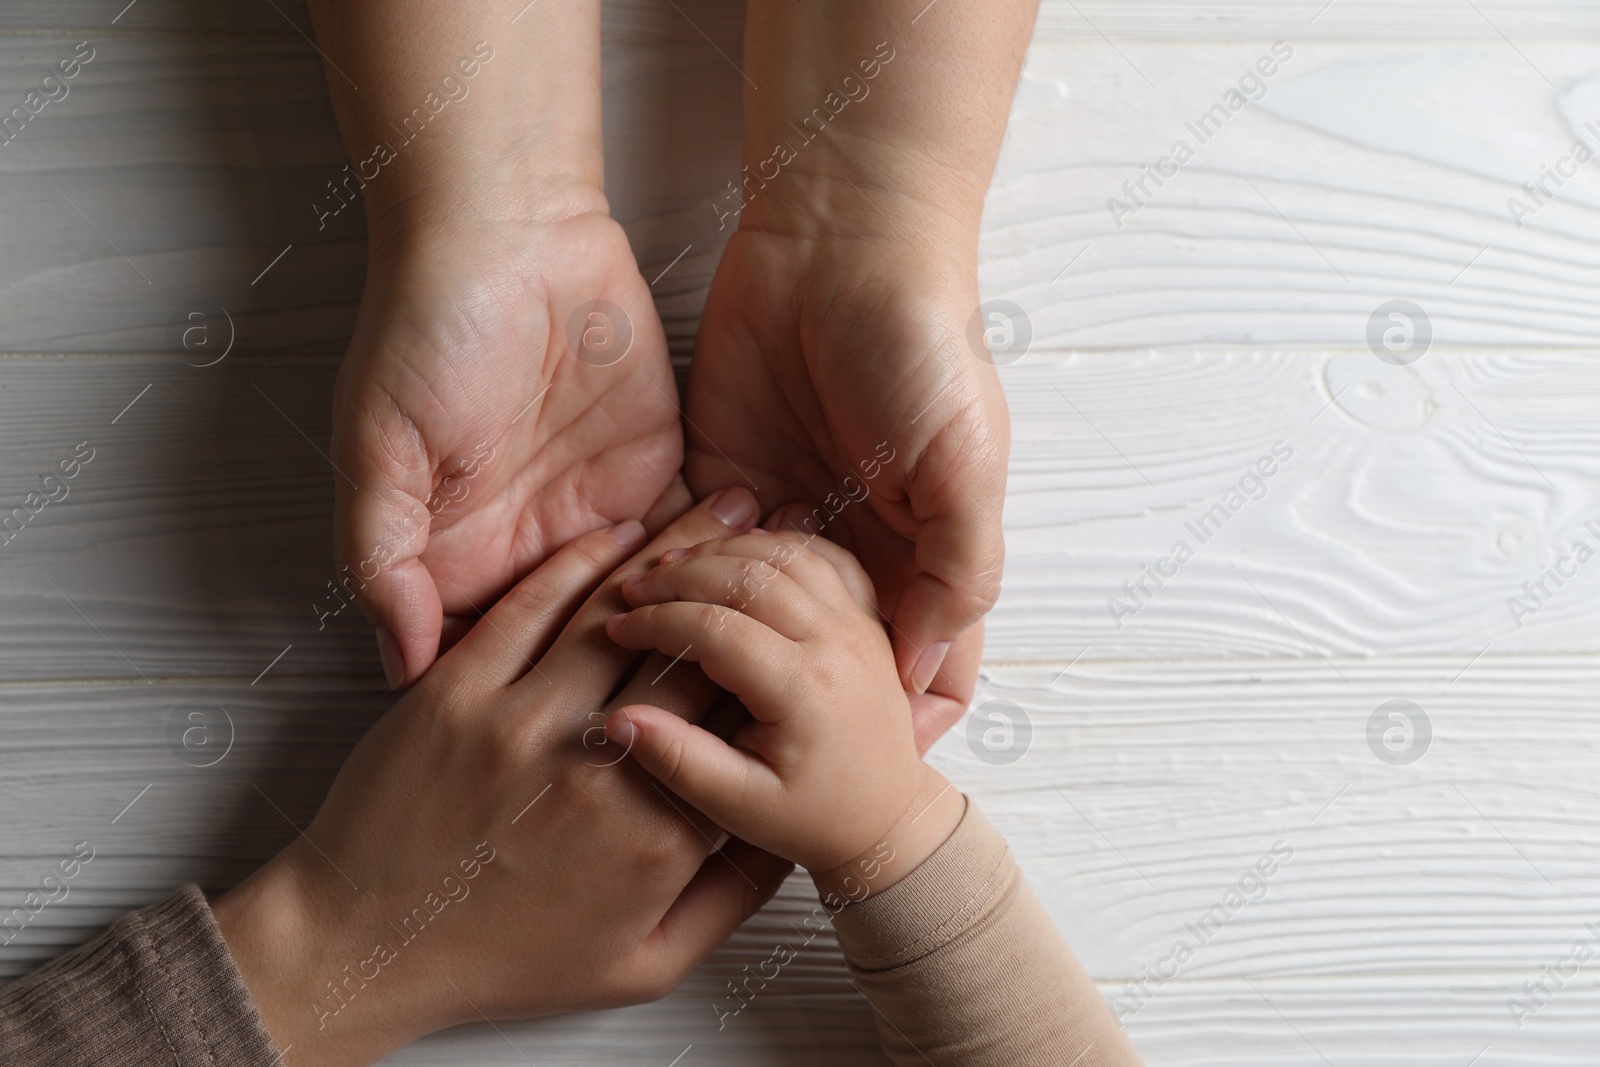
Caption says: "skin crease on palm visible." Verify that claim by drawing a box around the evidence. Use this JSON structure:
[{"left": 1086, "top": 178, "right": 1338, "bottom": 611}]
[
  {"left": 332, "top": 205, "right": 686, "bottom": 677},
  {"left": 685, "top": 227, "right": 1006, "bottom": 743}
]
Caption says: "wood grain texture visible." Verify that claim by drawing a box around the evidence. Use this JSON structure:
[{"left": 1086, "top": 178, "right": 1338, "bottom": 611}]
[
  {"left": 1, "top": 2, "right": 1598, "bottom": 1064},
  {"left": 993, "top": 42, "right": 1600, "bottom": 349},
  {"left": 8, "top": 1, "right": 1600, "bottom": 40},
  {"left": 12, "top": 34, "right": 1600, "bottom": 354},
  {"left": 993, "top": 351, "right": 1600, "bottom": 662},
  {"left": 0, "top": 351, "right": 1589, "bottom": 679}
]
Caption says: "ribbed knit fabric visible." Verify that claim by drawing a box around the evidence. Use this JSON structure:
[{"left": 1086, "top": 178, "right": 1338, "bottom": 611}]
[
  {"left": 0, "top": 815, "right": 1140, "bottom": 1067},
  {"left": 832, "top": 798, "right": 1143, "bottom": 1066},
  {"left": 0, "top": 884, "right": 280, "bottom": 1067}
]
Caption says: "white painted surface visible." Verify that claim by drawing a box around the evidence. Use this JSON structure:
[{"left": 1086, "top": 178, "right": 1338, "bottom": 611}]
[{"left": 2, "top": 2, "right": 1598, "bottom": 1063}]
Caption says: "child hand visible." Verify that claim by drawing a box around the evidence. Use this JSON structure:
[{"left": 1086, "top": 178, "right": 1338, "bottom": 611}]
[{"left": 604, "top": 530, "right": 966, "bottom": 893}]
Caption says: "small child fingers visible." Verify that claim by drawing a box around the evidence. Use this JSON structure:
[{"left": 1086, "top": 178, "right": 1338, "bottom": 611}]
[
  {"left": 605, "top": 603, "right": 803, "bottom": 715},
  {"left": 603, "top": 705, "right": 779, "bottom": 839},
  {"left": 621, "top": 554, "right": 825, "bottom": 641},
  {"left": 658, "top": 533, "right": 858, "bottom": 613},
  {"left": 756, "top": 529, "right": 879, "bottom": 617}
]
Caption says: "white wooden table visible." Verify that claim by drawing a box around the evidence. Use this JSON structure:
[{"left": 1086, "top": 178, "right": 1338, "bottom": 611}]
[{"left": 3, "top": 2, "right": 1598, "bottom": 1063}]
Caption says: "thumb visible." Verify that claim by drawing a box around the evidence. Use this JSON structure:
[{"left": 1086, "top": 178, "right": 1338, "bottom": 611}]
[
  {"left": 333, "top": 403, "right": 441, "bottom": 690},
  {"left": 909, "top": 621, "right": 984, "bottom": 755},
  {"left": 889, "top": 475, "right": 1005, "bottom": 696},
  {"left": 882, "top": 375, "right": 1008, "bottom": 694},
  {"left": 607, "top": 705, "right": 772, "bottom": 834}
]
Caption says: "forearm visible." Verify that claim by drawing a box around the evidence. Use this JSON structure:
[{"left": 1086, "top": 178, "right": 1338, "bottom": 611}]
[
  {"left": 829, "top": 797, "right": 1142, "bottom": 1067},
  {"left": 736, "top": 0, "right": 1039, "bottom": 239},
  {"left": 301, "top": 0, "right": 606, "bottom": 234}
]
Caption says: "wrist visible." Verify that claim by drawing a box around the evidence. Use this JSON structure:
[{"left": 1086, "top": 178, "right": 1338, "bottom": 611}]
[
  {"left": 810, "top": 766, "right": 965, "bottom": 905},
  {"left": 213, "top": 848, "right": 435, "bottom": 1067},
  {"left": 359, "top": 150, "right": 608, "bottom": 246},
  {"left": 305, "top": 1, "right": 608, "bottom": 240},
  {"left": 729, "top": 136, "right": 985, "bottom": 247}
]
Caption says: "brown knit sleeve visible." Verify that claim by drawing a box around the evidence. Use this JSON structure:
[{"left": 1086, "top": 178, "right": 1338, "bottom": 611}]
[
  {"left": 831, "top": 798, "right": 1143, "bottom": 1067},
  {"left": 0, "top": 884, "right": 280, "bottom": 1067}
]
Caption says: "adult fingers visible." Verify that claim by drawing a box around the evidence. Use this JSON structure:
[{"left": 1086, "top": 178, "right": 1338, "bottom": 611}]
[
  {"left": 432, "top": 520, "right": 648, "bottom": 691},
  {"left": 886, "top": 401, "right": 1009, "bottom": 694},
  {"left": 641, "top": 473, "right": 695, "bottom": 536},
  {"left": 605, "top": 706, "right": 781, "bottom": 837},
  {"left": 605, "top": 603, "right": 801, "bottom": 715},
  {"left": 909, "top": 621, "right": 984, "bottom": 755},
  {"left": 633, "top": 838, "right": 793, "bottom": 1001},
  {"left": 526, "top": 488, "right": 760, "bottom": 710},
  {"left": 583, "top": 654, "right": 723, "bottom": 776}
]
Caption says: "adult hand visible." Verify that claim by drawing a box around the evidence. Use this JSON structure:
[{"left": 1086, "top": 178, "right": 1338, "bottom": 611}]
[
  {"left": 333, "top": 202, "right": 681, "bottom": 687},
  {"left": 686, "top": 0, "right": 1037, "bottom": 735},
  {"left": 689, "top": 238, "right": 1003, "bottom": 746},
  {"left": 213, "top": 489, "right": 787, "bottom": 1067},
  {"left": 302, "top": 0, "right": 684, "bottom": 687}
]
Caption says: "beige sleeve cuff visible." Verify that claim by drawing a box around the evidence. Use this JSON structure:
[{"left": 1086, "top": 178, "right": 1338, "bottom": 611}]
[
  {"left": 0, "top": 884, "right": 280, "bottom": 1067},
  {"left": 832, "top": 797, "right": 1142, "bottom": 1067}
]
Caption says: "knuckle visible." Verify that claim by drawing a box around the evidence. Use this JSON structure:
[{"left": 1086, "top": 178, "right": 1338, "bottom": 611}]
[
  {"left": 549, "top": 759, "right": 614, "bottom": 812},
  {"left": 503, "top": 572, "right": 559, "bottom": 618},
  {"left": 655, "top": 733, "right": 689, "bottom": 788},
  {"left": 692, "top": 602, "right": 727, "bottom": 639},
  {"left": 421, "top": 669, "right": 478, "bottom": 725},
  {"left": 772, "top": 640, "right": 806, "bottom": 694},
  {"left": 738, "top": 556, "right": 780, "bottom": 591}
]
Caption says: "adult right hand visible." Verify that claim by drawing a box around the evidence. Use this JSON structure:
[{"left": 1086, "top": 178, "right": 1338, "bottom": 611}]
[
  {"left": 213, "top": 488, "right": 790, "bottom": 1067},
  {"left": 303, "top": 0, "right": 685, "bottom": 688},
  {"left": 332, "top": 201, "right": 683, "bottom": 687}
]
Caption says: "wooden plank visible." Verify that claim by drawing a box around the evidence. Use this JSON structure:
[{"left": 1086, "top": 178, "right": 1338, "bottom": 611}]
[
  {"left": 936, "top": 660, "right": 1600, "bottom": 1061},
  {"left": 0, "top": 351, "right": 1591, "bottom": 679},
  {"left": 990, "top": 41, "right": 1600, "bottom": 349},
  {"left": 9, "top": 1, "right": 1600, "bottom": 42},
  {"left": 6, "top": 659, "right": 1600, "bottom": 1059},
  {"left": 0, "top": 354, "right": 383, "bottom": 680},
  {"left": 8, "top": 38, "right": 1600, "bottom": 353},
  {"left": 0, "top": 33, "right": 733, "bottom": 354},
  {"left": 991, "top": 351, "right": 1600, "bottom": 662}
]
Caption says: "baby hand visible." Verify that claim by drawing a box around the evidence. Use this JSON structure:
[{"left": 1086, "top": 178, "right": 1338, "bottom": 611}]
[{"left": 604, "top": 530, "right": 964, "bottom": 892}]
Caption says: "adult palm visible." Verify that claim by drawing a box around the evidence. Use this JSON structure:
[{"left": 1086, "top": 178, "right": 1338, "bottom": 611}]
[
  {"left": 684, "top": 227, "right": 1009, "bottom": 743},
  {"left": 332, "top": 206, "right": 683, "bottom": 686}
]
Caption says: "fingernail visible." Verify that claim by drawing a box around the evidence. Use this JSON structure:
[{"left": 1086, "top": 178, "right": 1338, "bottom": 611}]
[
  {"left": 375, "top": 627, "right": 405, "bottom": 690},
  {"left": 608, "top": 519, "right": 646, "bottom": 547},
  {"left": 709, "top": 488, "right": 757, "bottom": 529},
  {"left": 748, "top": 527, "right": 772, "bottom": 536},
  {"left": 621, "top": 572, "right": 644, "bottom": 590},
  {"left": 660, "top": 547, "right": 688, "bottom": 563},
  {"left": 605, "top": 613, "right": 626, "bottom": 634},
  {"left": 605, "top": 711, "right": 639, "bottom": 748},
  {"left": 910, "top": 640, "right": 950, "bottom": 695}
]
